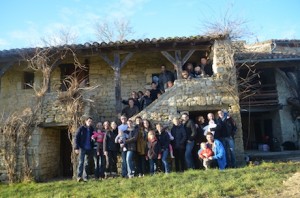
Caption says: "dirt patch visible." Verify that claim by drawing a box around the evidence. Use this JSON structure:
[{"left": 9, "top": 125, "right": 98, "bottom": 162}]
[{"left": 276, "top": 172, "right": 300, "bottom": 197}]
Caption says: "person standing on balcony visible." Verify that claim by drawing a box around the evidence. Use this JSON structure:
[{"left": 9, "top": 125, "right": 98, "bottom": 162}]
[
  {"left": 121, "top": 98, "right": 139, "bottom": 118},
  {"left": 150, "top": 82, "right": 162, "bottom": 101},
  {"left": 181, "top": 113, "right": 197, "bottom": 169},
  {"left": 159, "top": 65, "right": 175, "bottom": 92},
  {"left": 198, "top": 57, "right": 213, "bottom": 77},
  {"left": 74, "top": 117, "right": 94, "bottom": 182},
  {"left": 140, "top": 90, "right": 153, "bottom": 110}
]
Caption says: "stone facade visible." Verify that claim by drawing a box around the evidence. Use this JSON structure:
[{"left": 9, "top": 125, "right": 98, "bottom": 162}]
[{"left": 0, "top": 38, "right": 246, "bottom": 181}]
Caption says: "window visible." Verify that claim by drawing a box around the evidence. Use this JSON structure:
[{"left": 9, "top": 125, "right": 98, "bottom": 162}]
[{"left": 23, "top": 72, "right": 34, "bottom": 89}]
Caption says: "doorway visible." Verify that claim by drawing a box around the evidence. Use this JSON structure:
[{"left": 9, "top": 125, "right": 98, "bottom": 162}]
[{"left": 60, "top": 129, "right": 73, "bottom": 178}]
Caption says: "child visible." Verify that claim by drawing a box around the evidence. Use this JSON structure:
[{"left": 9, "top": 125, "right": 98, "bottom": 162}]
[
  {"left": 92, "top": 123, "right": 105, "bottom": 156},
  {"left": 203, "top": 120, "right": 217, "bottom": 136},
  {"left": 199, "top": 142, "right": 214, "bottom": 169},
  {"left": 147, "top": 130, "right": 161, "bottom": 175},
  {"left": 91, "top": 122, "right": 106, "bottom": 179},
  {"left": 115, "top": 130, "right": 129, "bottom": 151}
]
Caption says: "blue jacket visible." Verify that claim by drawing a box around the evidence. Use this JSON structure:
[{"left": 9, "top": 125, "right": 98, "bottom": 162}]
[
  {"left": 75, "top": 125, "right": 94, "bottom": 150},
  {"left": 212, "top": 139, "right": 227, "bottom": 170},
  {"left": 198, "top": 139, "right": 227, "bottom": 170}
]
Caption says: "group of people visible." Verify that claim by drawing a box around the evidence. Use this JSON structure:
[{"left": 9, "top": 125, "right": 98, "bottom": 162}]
[
  {"left": 121, "top": 57, "right": 213, "bottom": 118},
  {"left": 74, "top": 109, "right": 237, "bottom": 182}
]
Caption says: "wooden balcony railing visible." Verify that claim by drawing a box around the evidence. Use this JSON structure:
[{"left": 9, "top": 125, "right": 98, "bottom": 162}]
[{"left": 240, "top": 84, "right": 279, "bottom": 107}]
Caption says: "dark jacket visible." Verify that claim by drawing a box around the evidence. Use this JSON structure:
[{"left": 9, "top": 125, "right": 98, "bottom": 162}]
[
  {"left": 157, "top": 130, "right": 170, "bottom": 150},
  {"left": 75, "top": 125, "right": 94, "bottom": 150},
  {"left": 183, "top": 119, "right": 197, "bottom": 142},
  {"left": 125, "top": 127, "right": 138, "bottom": 151},
  {"left": 159, "top": 70, "right": 175, "bottom": 91},
  {"left": 103, "top": 129, "right": 118, "bottom": 152},
  {"left": 171, "top": 124, "right": 187, "bottom": 149},
  {"left": 209, "top": 118, "right": 223, "bottom": 140},
  {"left": 150, "top": 88, "right": 161, "bottom": 101},
  {"left": 121, "top": 106, "right": 140, "bottom": 118},
  {"left": 222, "top": 117, "right": 237, "bottom": 138},
  {"left": 140, "top": 95, "right": 153, "bottom": 110}
]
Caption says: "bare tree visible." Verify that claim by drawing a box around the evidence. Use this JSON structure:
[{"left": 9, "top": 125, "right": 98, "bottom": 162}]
[{"left": 95, "top": 18, "right": 134, "bottom": 42}]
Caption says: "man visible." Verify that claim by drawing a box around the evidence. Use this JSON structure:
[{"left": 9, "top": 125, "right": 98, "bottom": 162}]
[
  {"left": 74, "top": 117, "right": 94, "bottom": 182},
  {"left": 181, "top": 113, "right": 197, "bottom": 169},
  {"left": 121, "top": 98, "right": 140, "bottom": 118},
  {"left": 158, "top": 65, "right": 175, "bottom": 92},
  {"left": 200, "top": 132, "right": 226, "bottom": 170},
  {"left": 150, "top": 82, "right": 161, "bottom": 101},
  {"left": 118, "top": 115, "right": 129, "bottom": 178},
  {"left": 171, "top": 117, "right": 186, "bottom": 172},
  {"left": 217, "top": 110, "right": 237, "bottom": 168},
  {"left": 198, "top": 57, "right": 213, "bottom": 77}
]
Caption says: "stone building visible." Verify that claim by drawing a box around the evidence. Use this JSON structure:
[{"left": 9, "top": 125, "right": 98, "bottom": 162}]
[
  {"left": 236, "top": 40, "right": 300, "bottom": 152},
  {"left": 0, "top": 35, "right": 299, "bottom": 181}
]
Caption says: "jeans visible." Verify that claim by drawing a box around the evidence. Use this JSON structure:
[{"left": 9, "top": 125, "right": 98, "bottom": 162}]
[
  {"left": 93, "top": 149, "right": 105, "bottom": 178},
  {"left": 149, "top": 159, "right": 157, "bottom": 174},
  {"left": 161, "top": 149, "right": 170, "bottom": 173},
  {"left": 221, "top": 137, "right": 236, "bottom": 168},
  {"left": 185, "top": 141, "right": 195, "bottom": 169},
  {"left": 121, "top": 151, "right": 127, "bottom": 177},
  {"left": 77, "top": 149, "right": 93, "bottom": 179},
  {"left": 126, "top": 151, "right": 135, "bottom": 177}
]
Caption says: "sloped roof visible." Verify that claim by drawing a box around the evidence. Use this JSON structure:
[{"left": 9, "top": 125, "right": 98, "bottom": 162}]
[{"left": 0, "top": 35, "right": 225, "bottom": 59}]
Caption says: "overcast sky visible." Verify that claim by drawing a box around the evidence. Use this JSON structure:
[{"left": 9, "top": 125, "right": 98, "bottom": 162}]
[{"left": 0, "top": 0, "right": 299, "bottom": 50}]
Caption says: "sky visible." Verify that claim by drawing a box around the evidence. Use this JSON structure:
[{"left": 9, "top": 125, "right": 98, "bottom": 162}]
[{"left": 0, "top": 0, "right": 299, "bottom": 50}]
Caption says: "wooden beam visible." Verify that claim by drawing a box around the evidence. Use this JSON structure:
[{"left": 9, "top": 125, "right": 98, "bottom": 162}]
[
  {"left": 120, "top": 52, "right": 133, "bottom": 69},
  {"left": 182, "top": 49, "right": 196, "bottom": 64},
  {"left": 99, "top": 53, "right": 113, "bottom": 67},
  {"left": 161, "top": 51, "right": 176, "bottom": 65},
  {"left": 99, "top": 52, "right": 133, "bottom": 114}
]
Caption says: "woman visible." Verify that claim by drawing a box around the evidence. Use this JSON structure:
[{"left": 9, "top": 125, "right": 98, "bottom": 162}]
[
  {"left": 199, "top": 132, "right": 226, "bottom": 170},
  {"left": 156, "top": 123, "right": 170, "bottom": 174},
  {"left": 103, "top": 121, "right": 118, "bottom": 178},
  {"left": 124, "top": 120, "right": 138, "bottom": 178},
  {"left": 135, "top": 117, "right": 147, "bottom": 177}
]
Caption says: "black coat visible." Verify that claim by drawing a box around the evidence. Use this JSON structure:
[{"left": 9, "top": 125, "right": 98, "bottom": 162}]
[
  {"left": 157, "top": 131, "right": 170, "bottom": 150},
  {"left": 103, "top": 129, "right": 118, "bottom": 152},
  {"left": 171, "top": 124, "right": 187, "bottom": 149},
  {"left": 183, "top": 119, "right": 197, "bottom": 142}
]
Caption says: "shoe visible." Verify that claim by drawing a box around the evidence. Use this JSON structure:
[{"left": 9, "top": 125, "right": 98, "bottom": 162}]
[
  {"left": 170, "top": 155, "right": 175, "bottom": 158},
  {"left": 83, "top": 178, "right": 88, "bottom": 182},
  {"left": 77, "top": 178, "right": 82, "bottom": 182}
]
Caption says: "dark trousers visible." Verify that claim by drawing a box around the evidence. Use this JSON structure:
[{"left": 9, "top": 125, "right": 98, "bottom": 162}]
[
  {"left": 105, "top": 151, "right": 118, "bottom": 174},
  {"left": 174, "top": 147, "right": 185, "bottom": 172}
]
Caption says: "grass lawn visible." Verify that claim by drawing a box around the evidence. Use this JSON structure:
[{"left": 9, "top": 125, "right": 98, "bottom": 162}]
[{"left": 0, "top": 161, "right": 299, "bottom": 198}]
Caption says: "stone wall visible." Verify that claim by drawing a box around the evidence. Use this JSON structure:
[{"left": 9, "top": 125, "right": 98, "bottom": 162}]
[
  {"left": 29, "top": 128, "right": 61, "bottom": 181},
  {"left": 275, "top": 69, "right": 299, "bottom": 144},
  {"left": 133, "top": 39, "right": 245, "bottom": 164}
]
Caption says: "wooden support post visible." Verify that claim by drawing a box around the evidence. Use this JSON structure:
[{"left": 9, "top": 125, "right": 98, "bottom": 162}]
[
  {"left": 99, "top": 52, "right": 133, "bottom": 114},
  {"left": 161, "top": 49, "right": 195, "bottom": 79}
]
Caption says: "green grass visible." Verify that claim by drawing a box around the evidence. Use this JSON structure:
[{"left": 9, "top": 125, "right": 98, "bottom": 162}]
[{"left": 1, "top": 161, "right": 299, "bottom": 198}]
